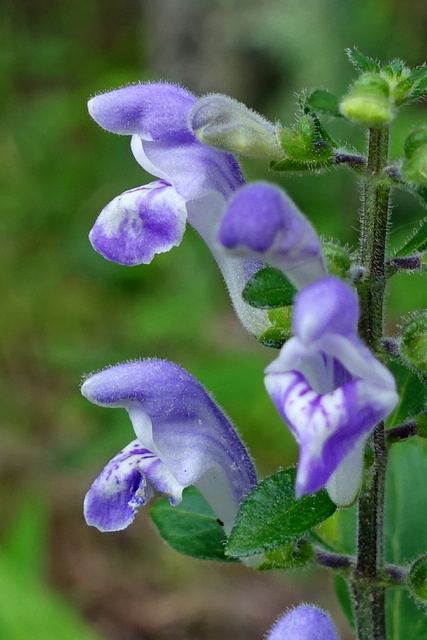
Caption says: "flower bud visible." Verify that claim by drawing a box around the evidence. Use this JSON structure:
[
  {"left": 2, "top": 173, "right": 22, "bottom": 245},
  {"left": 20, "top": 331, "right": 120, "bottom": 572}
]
[
  {"left": 323, "top": 241, "right": 352, "bottom": 279},
  {"left": 401, "top": 128, "right": 427, "bottom": 186},
  {"left": 401, "top": 311, "right": 427, "bottom": 373},
  {"left": 339, "top": 74, "right": 394, "bottom": 127},
  {"left": 408, "top": 556, "right": 427, "bottom": 603},
  {"left": 265, "top": 605, "right": 341, "bottom": 640},
  {"left": 189, "top": 94, "right": 282, "bottom": 159}
]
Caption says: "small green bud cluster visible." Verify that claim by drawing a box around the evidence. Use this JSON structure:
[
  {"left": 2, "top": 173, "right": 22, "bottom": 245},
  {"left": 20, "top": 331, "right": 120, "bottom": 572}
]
[
  {"left": 339, "top": 53, "right": 427, "bottom": 128},
  {"left": 340, "top": 74, "right": 393, "bottom": 128}
]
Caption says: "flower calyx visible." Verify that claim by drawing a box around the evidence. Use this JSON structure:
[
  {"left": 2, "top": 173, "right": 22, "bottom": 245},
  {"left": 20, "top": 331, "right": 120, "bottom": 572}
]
[{"left": 272, "top": 111, "right": 337, "bottom": 172}]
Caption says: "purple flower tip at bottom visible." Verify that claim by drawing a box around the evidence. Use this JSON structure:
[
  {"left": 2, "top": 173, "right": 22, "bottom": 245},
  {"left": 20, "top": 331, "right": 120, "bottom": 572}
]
[
  {"left": 265, "top": 605, "right": 341, "bottom": 640},
  {"left": 218, "top": 182, "right": 327, "bottom": 289}
]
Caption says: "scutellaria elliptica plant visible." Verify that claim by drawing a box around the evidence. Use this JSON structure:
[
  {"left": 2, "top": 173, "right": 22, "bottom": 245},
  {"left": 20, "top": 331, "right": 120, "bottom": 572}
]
[{"left": 83, "top": 50, "right": 427, "bottom": 639}]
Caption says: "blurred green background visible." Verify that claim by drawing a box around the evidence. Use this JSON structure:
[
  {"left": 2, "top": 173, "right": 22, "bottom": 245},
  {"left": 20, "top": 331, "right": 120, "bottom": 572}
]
[{"left": 1, "top": 0, "right": 427, "bottom": 638}]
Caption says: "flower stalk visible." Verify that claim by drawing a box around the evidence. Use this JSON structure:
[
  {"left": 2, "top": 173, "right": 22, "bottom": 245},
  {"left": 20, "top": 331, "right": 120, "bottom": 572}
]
[{"left": 354, "top": 126, "right": 392, "bottom": 640}]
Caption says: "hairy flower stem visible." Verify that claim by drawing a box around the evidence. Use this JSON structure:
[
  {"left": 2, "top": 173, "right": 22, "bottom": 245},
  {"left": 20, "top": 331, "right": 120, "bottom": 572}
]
[{"left": 354, "top": 127, "right": 391, "bottom": 640}]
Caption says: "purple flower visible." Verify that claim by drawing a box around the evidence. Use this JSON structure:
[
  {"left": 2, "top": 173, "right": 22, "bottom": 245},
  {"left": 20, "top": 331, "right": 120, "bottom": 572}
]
[
  {"left": 81, "top": 359, "right": 257, "bottom": 533},
  {"left": 265, "top": 605, "right": 341, "bottom": 640},
  {"left": 265, "top": 277, "right": 398, "bottom": 505},
  {"left": 88, "top": 83, "right": 269, "bottom": 336},
  {"left": 218, "top": 182, "right": 327, "bottom": 289}
]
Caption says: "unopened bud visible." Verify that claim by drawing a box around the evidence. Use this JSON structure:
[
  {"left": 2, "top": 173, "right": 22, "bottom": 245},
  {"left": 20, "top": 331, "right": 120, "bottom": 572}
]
[
  {"left": 408, "top": 556, "right": 427, "bottom": 603},
  {"left": 189, "top": 94, "right": 282, "bottom": 159},
  {"left": 401, "top": 128, "right": 427, "bottom": 186},
  {"left": 265, "top": 605, "right": 341, "bottom": 640},
  {"left": 401, "top": 311, "right": 427, "bottom": 373},
  {"left": 340, "top": 74, "right": 394, "bottom": 127}
]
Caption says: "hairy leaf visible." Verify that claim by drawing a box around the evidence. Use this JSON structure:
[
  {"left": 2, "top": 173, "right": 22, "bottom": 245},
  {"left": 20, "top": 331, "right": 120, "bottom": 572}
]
[
  {"left": 242, "top": 267, "right": 296, "bottom": 309},
  {"left": 394, "top": 215, "right": 427, "bottom": 257},
  {"left": 226, "top": 468, "right": 336, "bottom": 557},
  {"left": 345, "top": 48, "right": 380, "bottom": 73},
  {"left": 386, "top": 358, "right": 427, "bottom": 428},
  {"left": 307, "top": 90, "right": 342, "bottom": 117},
  {"left": 151, "top": 487, "right": 236, "bottom": 562}
]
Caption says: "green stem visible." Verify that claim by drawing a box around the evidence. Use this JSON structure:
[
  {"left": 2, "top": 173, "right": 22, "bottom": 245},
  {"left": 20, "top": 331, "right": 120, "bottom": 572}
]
[{"left": 353, "top": 127, "right": 391, "bottom": 640}]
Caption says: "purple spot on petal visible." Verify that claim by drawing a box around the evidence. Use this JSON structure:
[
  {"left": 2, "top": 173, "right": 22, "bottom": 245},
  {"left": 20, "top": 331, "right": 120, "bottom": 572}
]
[{"left": 90, "top": 182, "right": 187, "bottom": 266}]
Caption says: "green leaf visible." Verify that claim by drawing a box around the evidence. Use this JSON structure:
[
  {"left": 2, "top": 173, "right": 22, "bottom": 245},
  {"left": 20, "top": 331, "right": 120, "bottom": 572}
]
[
  {"left": 394, "top": 215, "right": 427, "bottom": 257},
  {"left": 393, "top": 66, "right": 427, "bottom": 104},
  {"left": 150, "top": 487, "right": 236, "bottom": 562},
  {"left": 386, "top": 440, "right": 427, "bottom": 563},
  {"left": 226, "top": 467, "right": 336, "bottom": 557},
  {"left": 387, "top": 589, "right": 427, "bottom": 639},
  {"left": 386, "top": 441, "right": 427, "bottom": 638},
  {"left": 409, "top": 72, "right": 427, "bottom": 100},
  {"left": 242, "top": 267, "right": 296, "bottom": 309},
  {"left": 386, "top": 358, "right": 427, "bottom": 428},
  {"left": 345, "top": 48, "right": 380, "bottom": 73},
  {"left": 334, "top": 575, "right": 355, "bottom": 630},
  {"left": 307, "top": 90, "right": 342, "bottom": 117},
  {"left": 384, "top": 59, "right": 406, "bottom": 76},
  {"left": 416, "top": 186, "right": 427, "bottom": 207}
]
